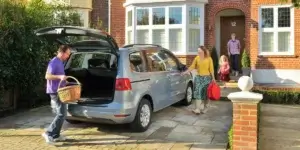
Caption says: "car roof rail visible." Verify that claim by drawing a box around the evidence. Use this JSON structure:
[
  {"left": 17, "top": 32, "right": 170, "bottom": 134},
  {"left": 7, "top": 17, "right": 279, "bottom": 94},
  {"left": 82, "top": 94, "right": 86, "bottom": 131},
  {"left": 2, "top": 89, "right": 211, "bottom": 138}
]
[{"left": 122, "top": 44, "right": 161, "bottom": 48}]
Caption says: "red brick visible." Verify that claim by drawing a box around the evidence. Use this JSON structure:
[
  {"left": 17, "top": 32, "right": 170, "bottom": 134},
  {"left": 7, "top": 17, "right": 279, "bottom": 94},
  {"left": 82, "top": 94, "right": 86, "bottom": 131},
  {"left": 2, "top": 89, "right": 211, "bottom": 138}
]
[
  {"left": 249, "top": 131, "right": 257, "bottom": 137},
  {"left": 233, "top": 136, "right": 241, "bottom": 141},
  {"left": 234, "top": 120, "right": 249, "bottom": 126},
  {"left": 241, "top": 136, "right": 256, "bottom": 142},
  {"left": 234, "top": 109, "right": 249, "bottom": 115},
  {"left": 241, "top": 116, "right": 257, "bottom": 121},
  {"left": 233, "top": 141, "right": 249, "bottom": 146},
  {"left": 234, "top": 126, "right": 242, "bottom": 131},
  {"left": 241, "top": 104, "right": 257, "bottom": 110},
  {"left": 91, "top": 0, "right": 108, "bottom": 30},
  {"left": 249, "top": 110, "right": 257, "bottom": 116},
  {"left": 241, "top": 126, "right": 257, "bottom": 131},
  {"left": 234, "top": 131, "right": 249, "bottom": 136}
]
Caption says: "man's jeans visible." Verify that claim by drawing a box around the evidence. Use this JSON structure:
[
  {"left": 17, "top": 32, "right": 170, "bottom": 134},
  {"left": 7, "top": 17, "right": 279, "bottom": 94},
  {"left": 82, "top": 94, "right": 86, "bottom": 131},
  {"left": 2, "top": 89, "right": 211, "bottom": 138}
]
[
  {"left": 46, "top": 94, "right": 66, "bottom": 139},
  {"left": 230, "top": 54, "right": 240, "bottom": 72}
]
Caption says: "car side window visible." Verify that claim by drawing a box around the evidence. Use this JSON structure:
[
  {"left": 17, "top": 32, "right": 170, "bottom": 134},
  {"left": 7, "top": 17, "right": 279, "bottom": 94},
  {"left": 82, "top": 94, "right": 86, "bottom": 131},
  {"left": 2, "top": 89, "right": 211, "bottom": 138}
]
[
  {"left": 68, "top": 53, "right": 86, "bottom": 69},
  {"left": 144, "top": 49, "right": 167, "bottom": 72},
  {"left": 161, "top": 50, "right": 179, "bottom": 71},
  {"left": 129, "top": 52, "right": 147, "bottom": 72}
]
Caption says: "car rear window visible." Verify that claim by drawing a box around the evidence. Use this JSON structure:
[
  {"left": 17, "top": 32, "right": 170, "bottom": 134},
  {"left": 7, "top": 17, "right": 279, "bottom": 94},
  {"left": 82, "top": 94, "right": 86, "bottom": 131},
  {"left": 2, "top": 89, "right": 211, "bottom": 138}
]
[{"left": 67, "top": 53, "right": 115, "bottom": 70}]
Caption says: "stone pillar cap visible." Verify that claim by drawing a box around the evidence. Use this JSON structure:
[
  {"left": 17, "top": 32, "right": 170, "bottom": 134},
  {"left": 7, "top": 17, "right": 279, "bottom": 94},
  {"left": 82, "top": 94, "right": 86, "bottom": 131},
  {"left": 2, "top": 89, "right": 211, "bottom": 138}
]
[{"left": 227, "top": 76, "right": 263, "bottom": 103}]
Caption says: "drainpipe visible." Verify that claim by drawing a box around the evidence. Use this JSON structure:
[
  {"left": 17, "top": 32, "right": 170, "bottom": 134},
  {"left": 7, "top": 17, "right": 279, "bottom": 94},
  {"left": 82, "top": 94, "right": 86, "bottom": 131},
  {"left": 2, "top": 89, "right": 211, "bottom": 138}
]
[{"left": 108, "top": 0, "right": 111, "bottom": 33}]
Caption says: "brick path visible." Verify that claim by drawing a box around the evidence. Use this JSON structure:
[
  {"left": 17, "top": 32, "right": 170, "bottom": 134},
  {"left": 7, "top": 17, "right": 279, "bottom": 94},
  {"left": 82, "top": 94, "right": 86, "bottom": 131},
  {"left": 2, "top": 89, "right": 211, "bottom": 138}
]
[{"left": 0, "top": 101, "right": 232, "bottom": 150}]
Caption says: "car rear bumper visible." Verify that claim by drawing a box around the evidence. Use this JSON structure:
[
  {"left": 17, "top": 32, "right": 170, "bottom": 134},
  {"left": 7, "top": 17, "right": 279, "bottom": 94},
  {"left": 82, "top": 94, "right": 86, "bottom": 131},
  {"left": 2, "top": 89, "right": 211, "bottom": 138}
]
[{"left": 66, "top": 102, "right": 137, "bottom": 124}]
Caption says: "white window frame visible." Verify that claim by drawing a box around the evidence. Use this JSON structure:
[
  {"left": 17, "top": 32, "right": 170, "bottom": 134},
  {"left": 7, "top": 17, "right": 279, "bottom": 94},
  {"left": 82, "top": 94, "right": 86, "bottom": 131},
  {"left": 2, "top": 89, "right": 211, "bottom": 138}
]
[
  {"left": 125, "top": 3, "right": 205, "bottom": 55},
  {"left": 259, "top": 5, "right": 294, "bottom": 56},
  {"left": 187, "top": 4, "right": 205, "bottom": 55}
]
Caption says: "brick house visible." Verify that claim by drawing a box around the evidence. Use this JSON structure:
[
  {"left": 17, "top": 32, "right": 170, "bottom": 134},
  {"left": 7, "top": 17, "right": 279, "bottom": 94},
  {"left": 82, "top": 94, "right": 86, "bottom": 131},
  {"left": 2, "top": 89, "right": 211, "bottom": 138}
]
[{"left": 97, "top": 0, "right": 299, "bottom": 84}]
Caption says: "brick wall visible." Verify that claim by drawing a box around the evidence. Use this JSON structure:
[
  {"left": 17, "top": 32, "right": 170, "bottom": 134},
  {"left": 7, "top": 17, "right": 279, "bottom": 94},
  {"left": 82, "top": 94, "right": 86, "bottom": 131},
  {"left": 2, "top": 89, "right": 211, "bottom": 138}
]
[
  {"left": 91, "top": 0, "right": 108, "bottom": 29},
  {"left": 232, "top": 103, "right": 259, "bottom": 150},
  {"left": 110, "top": 0, "right": 126, "bottom": 47},
  {"left": 109, "top": 0, "right": 299, "bottom": 70},
  {"left": 250, "top": 0, "right": 300, "bottom": 69}
]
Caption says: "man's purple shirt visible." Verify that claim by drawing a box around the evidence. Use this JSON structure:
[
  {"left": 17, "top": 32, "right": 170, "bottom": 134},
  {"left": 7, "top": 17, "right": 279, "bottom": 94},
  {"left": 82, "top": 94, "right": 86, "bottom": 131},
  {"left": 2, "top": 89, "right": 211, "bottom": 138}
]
[
  {"left": 227, "top": 39, "right": 241, "bottom": 55},
  {"left": 46, "top": 57, "right": 65, "bottom": 94}
]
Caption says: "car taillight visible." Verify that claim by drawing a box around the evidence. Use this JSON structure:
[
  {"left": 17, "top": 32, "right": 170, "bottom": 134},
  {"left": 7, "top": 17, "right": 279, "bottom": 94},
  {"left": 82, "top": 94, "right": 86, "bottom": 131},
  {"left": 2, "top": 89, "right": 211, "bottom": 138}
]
[{"left": 115, "top": 78, "right": 132, "bottom": 91}]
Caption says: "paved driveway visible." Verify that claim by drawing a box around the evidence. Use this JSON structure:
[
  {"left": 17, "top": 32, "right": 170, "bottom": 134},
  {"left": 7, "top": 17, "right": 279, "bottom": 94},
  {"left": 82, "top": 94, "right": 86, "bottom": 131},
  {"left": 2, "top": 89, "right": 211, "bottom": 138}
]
[{"left": 0, "top": 101, "right": 232, "bottom": 150}]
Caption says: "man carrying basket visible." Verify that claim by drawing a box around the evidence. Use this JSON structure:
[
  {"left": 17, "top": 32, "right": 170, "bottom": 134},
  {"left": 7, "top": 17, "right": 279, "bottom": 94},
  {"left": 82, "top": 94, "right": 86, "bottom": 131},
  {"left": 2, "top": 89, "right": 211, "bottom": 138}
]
[{"left": 42, "top": 45, "right": 71, "bottom": 144}]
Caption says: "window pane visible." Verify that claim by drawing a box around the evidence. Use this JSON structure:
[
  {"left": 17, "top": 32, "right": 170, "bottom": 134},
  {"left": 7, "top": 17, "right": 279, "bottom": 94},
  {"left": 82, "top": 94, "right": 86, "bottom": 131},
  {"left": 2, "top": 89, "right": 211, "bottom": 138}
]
[
  {"left": 128, "top": 10, "right": 132, "bottom": 26},
  {"left": 145, "top": 49, "right": 166, "bottom": 72},
  {"left": 137, "top": 9, "right": 149, "bottom": 25},
  {"left": 69, "top": 53, "right": 86, "bottom": 68},
  {"left": 169, "top": 7, "right": 182, "bottom": 24},
  {"left": 152, "top": 29, "right": 166, "bottom": 48},
  {"left": 278, "top": 7, "right": 290, "bottom": 27},
  {"left": 127, "top": 31, "right": 132, "bottom": 44},
  {"left": 189, "top": 29, "right": 200, "bottom": 52},
  {"left": 163, "top": 51, "right": 178, "bottom": 71},
  {"left": 137, "top": 30, "right": 149, "bottom": 44},
  {"left": 189, "top": 7, "right": 200, "bottom": 24},
  {"left": 153, "top": 8, "right": 165, "bottom": 25},
  {"left": 278, "top": 32, "right": 290, "bottom": 52},
  {"left": 261, "top": 8, "right": 273, "bottom": 28},
  {"left": 262, "top": 32, "right": 274, "bottom": 52},
  {"left": 129, "top": 52, "right": 147, "bottom": 72},
  {"left": 169, "top": 29, "right": 182, "bottom": 51}
]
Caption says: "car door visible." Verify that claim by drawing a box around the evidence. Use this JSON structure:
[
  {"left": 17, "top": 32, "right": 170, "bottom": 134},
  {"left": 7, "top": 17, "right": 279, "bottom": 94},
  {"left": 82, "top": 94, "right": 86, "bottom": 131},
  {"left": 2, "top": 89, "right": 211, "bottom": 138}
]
[
  {"left": 161, "top": 50, "right": 186, "bottom": 103},
  {"left": 144, "top": 49, "right": 171, "bottom": 110}
]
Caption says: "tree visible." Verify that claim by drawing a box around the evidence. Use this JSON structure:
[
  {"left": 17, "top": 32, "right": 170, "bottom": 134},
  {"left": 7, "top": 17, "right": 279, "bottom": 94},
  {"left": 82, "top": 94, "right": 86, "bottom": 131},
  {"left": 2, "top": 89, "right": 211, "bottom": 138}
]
[
  {"left": 280, "top": 0, "right": 300, "bottom": 7},
  {"left": 0, "top": 0, "right": 82, "bottom": 109}
]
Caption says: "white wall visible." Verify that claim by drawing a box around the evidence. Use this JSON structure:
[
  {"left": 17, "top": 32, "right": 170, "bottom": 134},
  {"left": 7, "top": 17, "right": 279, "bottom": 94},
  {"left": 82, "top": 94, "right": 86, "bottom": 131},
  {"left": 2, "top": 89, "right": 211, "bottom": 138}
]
[
  {"left": 215, "top": 9, "right": 244, "bottom": 57},
  {"left": 252, "top": 69, "right": 300, "bottom": 84}
]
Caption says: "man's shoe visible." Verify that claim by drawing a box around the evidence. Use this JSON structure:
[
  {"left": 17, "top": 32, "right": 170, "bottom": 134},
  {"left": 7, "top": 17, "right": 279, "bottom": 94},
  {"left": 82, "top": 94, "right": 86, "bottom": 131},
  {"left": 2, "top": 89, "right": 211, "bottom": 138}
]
[
  {"left": 42, "top": 133, "right": 55, "bottom": 145},
  {"left": 54, "top": 135, "right": 68, "bottom": 142}
]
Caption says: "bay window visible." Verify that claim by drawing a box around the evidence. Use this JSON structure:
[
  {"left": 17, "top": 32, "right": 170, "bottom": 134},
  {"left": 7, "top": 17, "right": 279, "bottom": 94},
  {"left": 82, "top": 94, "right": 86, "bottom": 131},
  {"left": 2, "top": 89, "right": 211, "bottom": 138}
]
[
  {"left": 125, "top": 4, "right": 205, "bottom": 55},
  {"left": 259, "top": 5, "right": 294, "bottom": 55}
]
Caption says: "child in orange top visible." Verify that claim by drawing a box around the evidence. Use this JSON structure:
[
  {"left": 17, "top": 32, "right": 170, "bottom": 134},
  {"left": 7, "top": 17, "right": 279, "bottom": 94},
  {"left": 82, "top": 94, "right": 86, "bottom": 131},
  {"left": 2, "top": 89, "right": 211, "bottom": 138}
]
[{"left": 218, "top": 55, "right": 230, "bottom": 87}]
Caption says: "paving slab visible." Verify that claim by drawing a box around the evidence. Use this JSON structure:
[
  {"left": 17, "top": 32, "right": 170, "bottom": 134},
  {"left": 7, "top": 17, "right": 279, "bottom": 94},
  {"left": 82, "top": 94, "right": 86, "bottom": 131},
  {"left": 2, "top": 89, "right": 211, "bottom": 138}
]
[{"left": 0, "top": 101, "right": 232, "bottom": 150}]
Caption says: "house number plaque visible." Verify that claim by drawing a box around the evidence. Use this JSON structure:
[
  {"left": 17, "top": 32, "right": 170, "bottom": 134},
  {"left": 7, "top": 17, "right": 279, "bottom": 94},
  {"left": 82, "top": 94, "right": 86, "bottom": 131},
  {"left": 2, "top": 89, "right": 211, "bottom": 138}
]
[{"left": 231, "top": 21, "right": 236, "bottom": 26}]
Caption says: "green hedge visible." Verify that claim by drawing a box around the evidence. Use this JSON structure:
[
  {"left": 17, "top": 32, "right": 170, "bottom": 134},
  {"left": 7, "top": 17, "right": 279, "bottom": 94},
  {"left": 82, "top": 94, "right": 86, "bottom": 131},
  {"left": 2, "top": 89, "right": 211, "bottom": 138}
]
[
  {"left": 228, "top": 125, "right": 233, "bottom": 150},
  {"left": 0, "top": 0, "right": 82, "bottom": 109},
  {"left": 253, "top": 90, "right": 300, "bottom": 104}
]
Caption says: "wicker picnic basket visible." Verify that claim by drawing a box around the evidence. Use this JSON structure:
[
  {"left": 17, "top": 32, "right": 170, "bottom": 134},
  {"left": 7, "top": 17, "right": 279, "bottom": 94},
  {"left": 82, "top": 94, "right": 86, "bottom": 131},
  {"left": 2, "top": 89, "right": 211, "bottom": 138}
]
[{"left": 57, "top": 76, "right": 81, "bottom": 103}]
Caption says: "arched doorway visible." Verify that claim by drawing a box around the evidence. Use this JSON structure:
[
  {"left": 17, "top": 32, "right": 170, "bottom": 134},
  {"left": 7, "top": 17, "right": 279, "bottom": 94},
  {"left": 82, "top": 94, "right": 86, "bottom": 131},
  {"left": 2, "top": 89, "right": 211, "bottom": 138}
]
[{"left": 215, "top": 9, "right": 245, "bottom": 57}]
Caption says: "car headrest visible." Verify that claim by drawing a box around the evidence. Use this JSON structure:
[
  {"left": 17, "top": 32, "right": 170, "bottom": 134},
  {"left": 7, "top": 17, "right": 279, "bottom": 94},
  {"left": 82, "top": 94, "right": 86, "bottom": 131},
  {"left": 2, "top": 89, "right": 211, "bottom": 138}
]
[
  {"left": 130, "top": 55, "right": 142, "bottom": 66},
  {"left": 88, "top": 59, "right": 109, "bottom": 69}
]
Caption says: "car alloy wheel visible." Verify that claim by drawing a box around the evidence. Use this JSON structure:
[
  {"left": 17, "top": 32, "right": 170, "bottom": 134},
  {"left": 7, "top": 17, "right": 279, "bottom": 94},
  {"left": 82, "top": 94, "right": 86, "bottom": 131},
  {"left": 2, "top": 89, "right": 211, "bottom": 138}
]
[{"left": 140, "top": 104, "right": 151, "bottom": 127}]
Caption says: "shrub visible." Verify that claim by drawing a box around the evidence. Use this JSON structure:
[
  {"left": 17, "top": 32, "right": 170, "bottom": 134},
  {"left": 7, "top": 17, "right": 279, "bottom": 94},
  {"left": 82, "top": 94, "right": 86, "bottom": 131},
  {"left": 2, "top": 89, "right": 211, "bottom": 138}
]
[
  {"left": 228, "top": 125, "right": 233, "bottom": 150},
  {"left": 210, "top": 46, "right": 219, "bottom": 78},
  {"left": 252, "top": 90, "right": 300, "bottom": 104},
  {"left": 0, "top": 0, "right": 82, "bottom": 109},
  {"left": 241, "top": 49, "right": 250, "bottom": 68}
]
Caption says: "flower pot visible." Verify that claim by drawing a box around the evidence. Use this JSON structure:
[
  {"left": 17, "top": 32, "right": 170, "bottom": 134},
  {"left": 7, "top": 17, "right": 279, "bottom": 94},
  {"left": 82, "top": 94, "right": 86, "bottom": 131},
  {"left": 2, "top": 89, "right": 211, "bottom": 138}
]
[{"left": 242, "top": 67, "right": 251, "bottom": 76}]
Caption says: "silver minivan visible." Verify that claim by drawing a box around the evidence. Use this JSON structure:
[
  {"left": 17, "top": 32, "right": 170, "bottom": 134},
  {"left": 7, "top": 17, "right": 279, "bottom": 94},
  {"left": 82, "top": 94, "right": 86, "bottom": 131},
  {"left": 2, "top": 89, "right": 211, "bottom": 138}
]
[{"left": 35, "top": 26, "right": 194, "bottom": 132}]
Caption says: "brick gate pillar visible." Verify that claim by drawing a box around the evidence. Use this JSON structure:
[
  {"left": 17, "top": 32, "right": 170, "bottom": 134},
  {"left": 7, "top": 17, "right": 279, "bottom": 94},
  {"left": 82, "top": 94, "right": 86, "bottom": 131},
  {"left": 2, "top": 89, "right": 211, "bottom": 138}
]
[{"left": 227, "top": 76, "right": 263, "bottom": 150}]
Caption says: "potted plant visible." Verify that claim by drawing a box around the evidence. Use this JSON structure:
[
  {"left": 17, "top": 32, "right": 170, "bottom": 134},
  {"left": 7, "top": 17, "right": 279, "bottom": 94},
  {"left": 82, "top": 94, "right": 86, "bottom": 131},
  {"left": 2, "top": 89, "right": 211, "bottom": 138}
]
[{"left": 241, "top": 49, "right": 251, "bottom": 76}]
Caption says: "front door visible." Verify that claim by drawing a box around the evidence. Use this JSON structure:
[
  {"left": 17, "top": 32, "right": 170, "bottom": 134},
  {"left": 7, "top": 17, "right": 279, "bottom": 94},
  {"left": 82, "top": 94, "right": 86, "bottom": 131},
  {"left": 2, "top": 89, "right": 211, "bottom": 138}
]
[{"left": 220, "top": 16, "right": 245, "bottom": 69}]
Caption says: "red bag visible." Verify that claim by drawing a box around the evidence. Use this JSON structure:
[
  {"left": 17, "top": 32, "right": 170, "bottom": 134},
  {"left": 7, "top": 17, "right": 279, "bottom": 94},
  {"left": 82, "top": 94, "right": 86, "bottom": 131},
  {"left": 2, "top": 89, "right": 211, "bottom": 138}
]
[{"left": 207, "top": 82, "right": 221, "bottom": 100}]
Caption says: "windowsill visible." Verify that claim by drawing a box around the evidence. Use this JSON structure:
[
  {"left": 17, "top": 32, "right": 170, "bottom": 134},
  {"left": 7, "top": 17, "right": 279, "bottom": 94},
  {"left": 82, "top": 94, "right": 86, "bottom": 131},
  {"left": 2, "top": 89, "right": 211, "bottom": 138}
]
[{"left": 258, "top": 53, "right": 298, "bottom": 58}]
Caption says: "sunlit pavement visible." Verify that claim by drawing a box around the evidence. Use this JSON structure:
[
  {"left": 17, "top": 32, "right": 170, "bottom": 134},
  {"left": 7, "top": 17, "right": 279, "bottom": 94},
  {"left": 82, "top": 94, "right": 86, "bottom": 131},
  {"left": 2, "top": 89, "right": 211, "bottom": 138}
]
[{"left": 0, "top": 101, "right": 232, "bottom": 150}]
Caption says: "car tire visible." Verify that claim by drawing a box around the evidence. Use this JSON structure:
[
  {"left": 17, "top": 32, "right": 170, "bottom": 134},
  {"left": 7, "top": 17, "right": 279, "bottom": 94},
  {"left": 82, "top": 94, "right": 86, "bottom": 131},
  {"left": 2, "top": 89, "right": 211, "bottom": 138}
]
[
  {"left": 130, "top": 98, "right": 152, "bottom": 132},
  {"left": 65, "top": 119, "right": 81, "bottom": 124},
  {"left": 182, "top": 83, "right": 193, "bottom": 106}
]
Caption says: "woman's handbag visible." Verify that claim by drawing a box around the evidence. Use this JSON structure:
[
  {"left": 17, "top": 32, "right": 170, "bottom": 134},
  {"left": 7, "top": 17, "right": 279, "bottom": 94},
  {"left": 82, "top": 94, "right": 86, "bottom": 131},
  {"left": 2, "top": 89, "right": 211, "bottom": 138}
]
[{"left": 207, "top": 82, "right": 221, "bottom": 100}]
